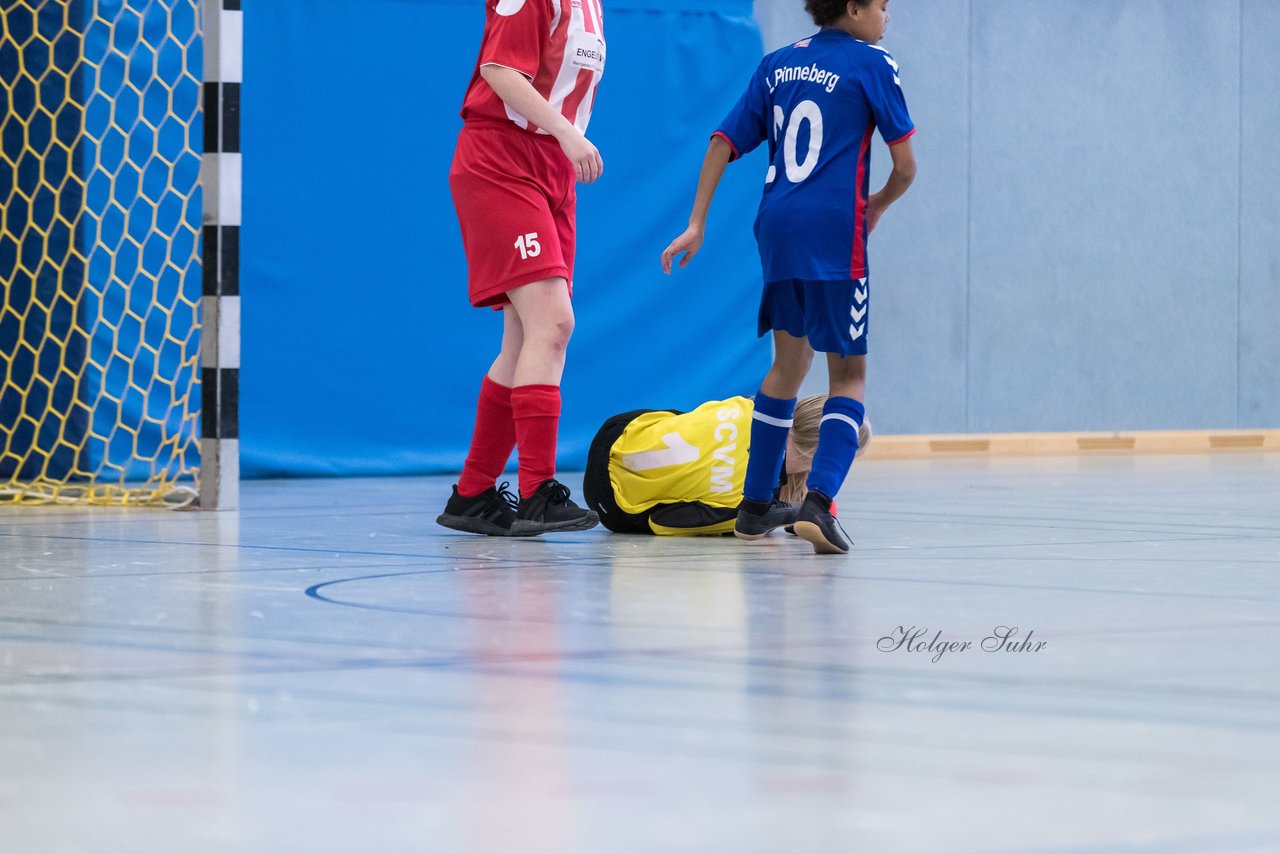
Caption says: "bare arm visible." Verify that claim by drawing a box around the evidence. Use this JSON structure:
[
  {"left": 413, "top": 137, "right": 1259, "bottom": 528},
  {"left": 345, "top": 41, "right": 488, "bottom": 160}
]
[
  {"left": 866, "top": 137, "right": 917, "bottom": 233},
  {"left": 479, "top": 64, "right": 603, "bottom": 183},
  {"left": 661, "top": 135, "right": 734, "bottom": 274}
]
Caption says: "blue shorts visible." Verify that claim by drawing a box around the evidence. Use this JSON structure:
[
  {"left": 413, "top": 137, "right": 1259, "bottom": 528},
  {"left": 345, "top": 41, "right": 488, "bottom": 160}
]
[{"left": 757, "top": 278, "right": 869, "bottom": 356}]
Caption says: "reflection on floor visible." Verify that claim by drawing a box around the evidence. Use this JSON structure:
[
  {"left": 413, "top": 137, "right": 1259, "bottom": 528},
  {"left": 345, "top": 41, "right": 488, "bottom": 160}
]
[{"left": 2, "top": 455, "right": 1278, "bottom": 853}]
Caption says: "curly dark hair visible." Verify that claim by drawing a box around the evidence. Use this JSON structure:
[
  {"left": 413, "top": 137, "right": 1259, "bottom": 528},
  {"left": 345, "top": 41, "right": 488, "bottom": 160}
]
[{"left": 805, "top": 0, "right": 871, "bottom": 27}]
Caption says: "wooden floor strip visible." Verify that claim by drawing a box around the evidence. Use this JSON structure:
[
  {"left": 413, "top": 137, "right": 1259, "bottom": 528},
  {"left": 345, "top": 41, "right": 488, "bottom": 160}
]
[{"left": 863, "top": 429, "right": 1280, "bottom": 459}]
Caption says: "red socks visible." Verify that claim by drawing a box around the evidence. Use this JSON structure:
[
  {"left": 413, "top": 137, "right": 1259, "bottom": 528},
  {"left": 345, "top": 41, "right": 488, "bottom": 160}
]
[
  {"left": 457, "top": 376, "right": 516, "bottom": 497},
  {"left": 511, "top": 384, "right": 561, "bottom": 498},
  {"left": 457, "top": 378, "right": 561, "bottom": 500}
]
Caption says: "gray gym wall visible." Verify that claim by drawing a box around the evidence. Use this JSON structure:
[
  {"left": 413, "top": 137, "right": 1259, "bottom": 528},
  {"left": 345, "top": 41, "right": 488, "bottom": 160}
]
[{"left": 755, "top": 0, "right": 1280, "bottom": 434}]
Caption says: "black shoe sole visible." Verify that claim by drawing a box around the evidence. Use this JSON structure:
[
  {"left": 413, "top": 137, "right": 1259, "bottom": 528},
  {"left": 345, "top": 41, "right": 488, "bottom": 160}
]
[
  {"left": 436, "top": 512, "right": 525, "bottom": 537},
  {"left": 793, "top": 520, "right": 850, "bottom": 555},
  {"left": 735, "top": 517, "right": 797, "bottom": 540},
  {"left": 509, "top": 511, "right": 600, "bottom": 536},
  {"left": 734, "top": 512, "right": 796, "bottom": 541}
]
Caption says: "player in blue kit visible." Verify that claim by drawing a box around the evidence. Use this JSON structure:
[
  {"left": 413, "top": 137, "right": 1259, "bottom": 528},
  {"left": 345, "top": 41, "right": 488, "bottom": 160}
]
[{"left": 662, "top": 0, "right": 916, "bottom": 555}]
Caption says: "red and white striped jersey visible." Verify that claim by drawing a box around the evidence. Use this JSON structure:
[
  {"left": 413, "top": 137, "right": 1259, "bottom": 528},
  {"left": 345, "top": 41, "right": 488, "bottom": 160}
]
[{"left": 461, "top": 0, "right": 606, "bottom": 135}]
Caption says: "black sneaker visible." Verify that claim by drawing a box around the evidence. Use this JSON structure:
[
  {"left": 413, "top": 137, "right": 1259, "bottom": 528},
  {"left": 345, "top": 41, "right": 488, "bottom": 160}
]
[
  {"left": 734, "top": 497, "right": 798, "bottom": 540},
  {"left": 793, "top": 490, "right": 851, "bottom": 555},
  {"left": 436, "top": 482, "right": 519, "bottom": 537},
  {"left": 510, "top": 479, "right": 599, "bottom": 536}
]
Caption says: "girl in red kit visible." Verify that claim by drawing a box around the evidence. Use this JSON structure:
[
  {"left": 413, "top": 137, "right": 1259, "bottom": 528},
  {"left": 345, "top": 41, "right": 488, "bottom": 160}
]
[{"left": 437, "top": 0, "right": 606, "bottom": 537}]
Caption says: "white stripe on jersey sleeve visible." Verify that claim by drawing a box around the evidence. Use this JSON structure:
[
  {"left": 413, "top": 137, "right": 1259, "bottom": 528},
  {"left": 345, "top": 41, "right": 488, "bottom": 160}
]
[{"left": 544, "top": 0, "right": 584, "bottom": 134}]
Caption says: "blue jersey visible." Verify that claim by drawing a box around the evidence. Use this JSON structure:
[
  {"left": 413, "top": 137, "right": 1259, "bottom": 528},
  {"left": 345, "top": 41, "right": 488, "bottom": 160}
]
[{"left": 715, "top": 29, "right": 915, "bottom": 284}]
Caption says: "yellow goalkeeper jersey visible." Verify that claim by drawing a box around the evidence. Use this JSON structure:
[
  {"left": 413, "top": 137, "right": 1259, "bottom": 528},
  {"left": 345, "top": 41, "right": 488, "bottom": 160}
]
[{"left": 604, "top": 396, "right": 754, "bottom": 536}]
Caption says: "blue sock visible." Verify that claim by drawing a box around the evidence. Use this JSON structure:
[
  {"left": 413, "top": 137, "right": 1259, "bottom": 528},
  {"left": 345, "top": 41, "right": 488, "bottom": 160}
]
[
  {"left": 806, "top": 397, "right": 865, "bottom": 499},
  {"left": 743, "top": 392, "right": 796, "bottom": 503}
]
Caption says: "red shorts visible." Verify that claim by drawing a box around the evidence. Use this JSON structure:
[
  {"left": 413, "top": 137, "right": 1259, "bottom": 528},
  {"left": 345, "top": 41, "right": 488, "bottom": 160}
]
[{"left": 449, "top": 122, "right": 577, "bottom": 309}]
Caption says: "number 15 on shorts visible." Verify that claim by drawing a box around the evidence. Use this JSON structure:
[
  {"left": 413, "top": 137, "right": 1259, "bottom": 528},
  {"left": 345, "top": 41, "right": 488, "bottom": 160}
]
[{"left": 515, "top": 232, "right": 541, "bottom": 260}]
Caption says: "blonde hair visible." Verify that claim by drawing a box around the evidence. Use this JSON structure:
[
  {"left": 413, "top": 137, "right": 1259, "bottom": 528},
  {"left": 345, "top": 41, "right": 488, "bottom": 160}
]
[{"left": 779, "top": 395, "right": 826, "bottom": 508}]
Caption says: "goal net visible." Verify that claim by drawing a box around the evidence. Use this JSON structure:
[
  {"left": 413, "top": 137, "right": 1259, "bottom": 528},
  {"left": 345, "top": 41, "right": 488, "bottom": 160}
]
[{"left": 1, "top": 0, "right": 203, "bottom": 507}]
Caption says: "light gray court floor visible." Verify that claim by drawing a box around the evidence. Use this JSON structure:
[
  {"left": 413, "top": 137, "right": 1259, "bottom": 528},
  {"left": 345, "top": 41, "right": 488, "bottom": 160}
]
[{"left": 1, "top": 453, "right": 1278, "bottom": 854}]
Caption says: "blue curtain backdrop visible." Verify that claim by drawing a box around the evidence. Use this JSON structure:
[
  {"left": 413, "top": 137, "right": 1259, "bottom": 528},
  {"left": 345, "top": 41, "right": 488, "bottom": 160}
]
[{"left": 241, "top": 0, "right": 771, "bottom": 477}]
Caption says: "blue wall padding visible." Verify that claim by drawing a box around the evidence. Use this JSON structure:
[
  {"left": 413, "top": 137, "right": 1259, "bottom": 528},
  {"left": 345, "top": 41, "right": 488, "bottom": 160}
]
[{"left": 241, "top": 0, "right": 770, "bottom": 477}]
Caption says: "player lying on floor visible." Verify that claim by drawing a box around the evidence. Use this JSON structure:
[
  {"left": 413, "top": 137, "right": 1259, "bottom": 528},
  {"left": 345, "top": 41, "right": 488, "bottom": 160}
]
[{"left": 582, "top": 395, "right": 870, "bottom": 536}]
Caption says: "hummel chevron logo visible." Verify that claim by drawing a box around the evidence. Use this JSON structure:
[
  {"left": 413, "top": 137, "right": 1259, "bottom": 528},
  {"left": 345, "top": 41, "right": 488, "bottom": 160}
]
[
  {"left": 850, "top": 280, "right": 867, "bottom": 340},
  {"left": 869, "top": 46, "right": 903, "bottom": 85}
]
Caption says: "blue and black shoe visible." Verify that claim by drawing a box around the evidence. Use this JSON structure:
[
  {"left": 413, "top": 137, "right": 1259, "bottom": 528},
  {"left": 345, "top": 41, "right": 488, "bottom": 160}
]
[
  {"left": 734, "top": 497, "right": 798, "bottom": 540},
  {"left": 793, "top": 490, "right": 851, "bottom": 555}
]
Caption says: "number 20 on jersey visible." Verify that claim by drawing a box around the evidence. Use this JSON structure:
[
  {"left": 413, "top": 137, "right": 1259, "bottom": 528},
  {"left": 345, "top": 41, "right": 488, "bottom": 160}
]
[{"left": 767, "top": 99, "right": 824, "bottom": 185}]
